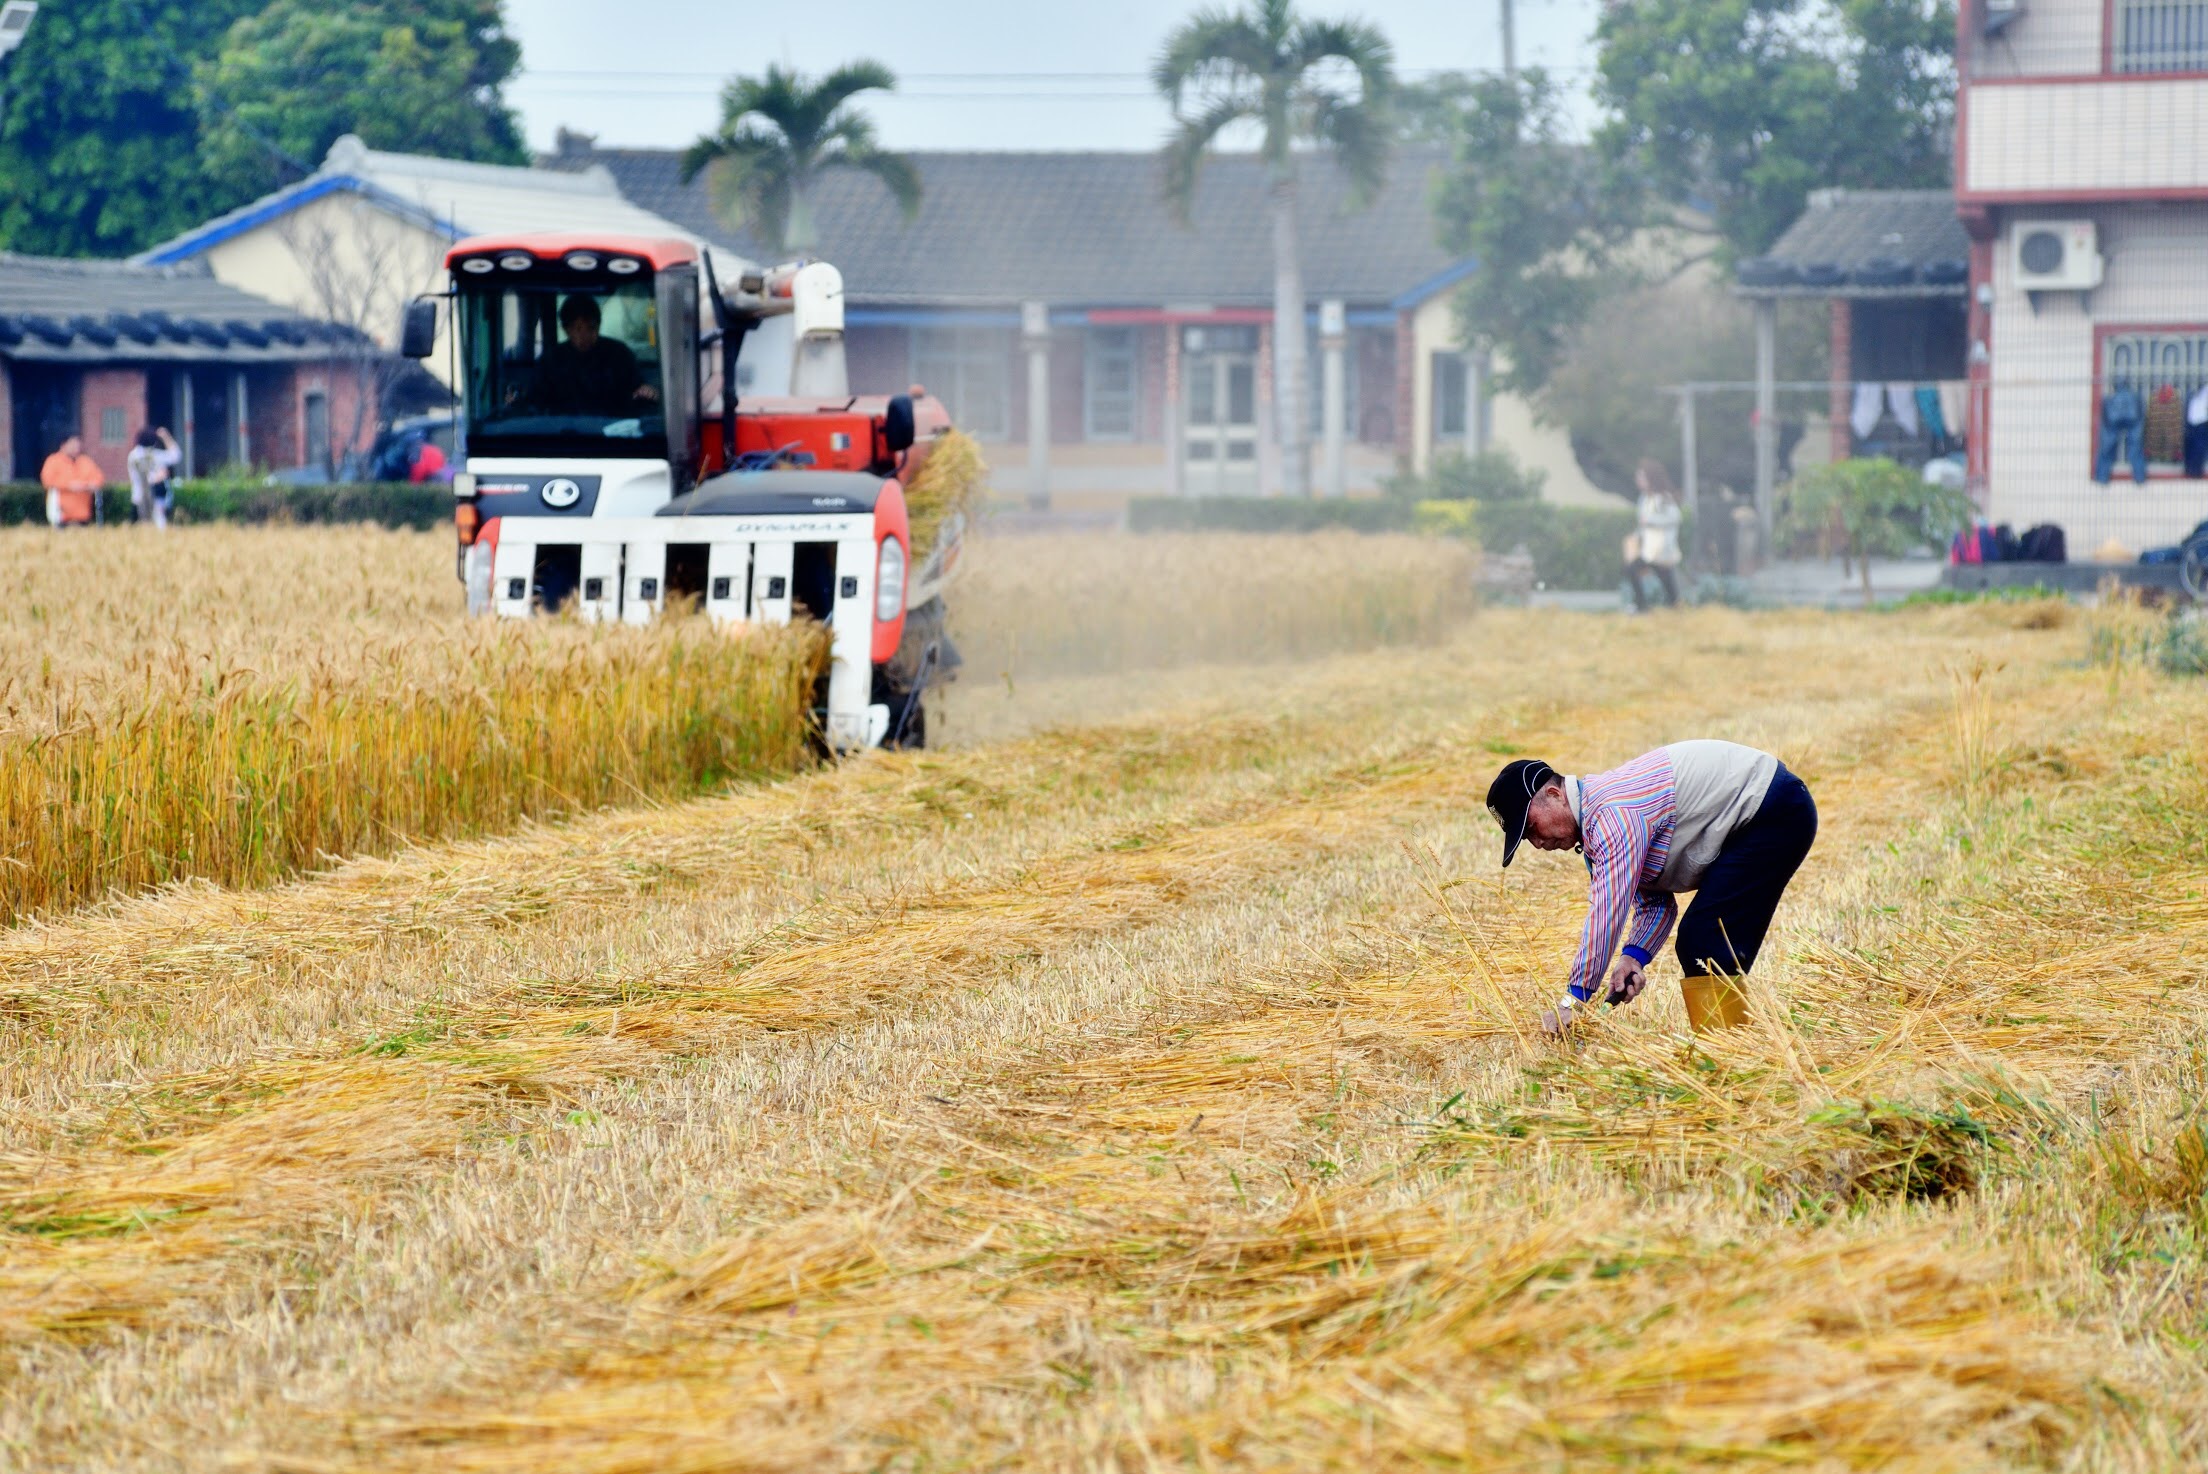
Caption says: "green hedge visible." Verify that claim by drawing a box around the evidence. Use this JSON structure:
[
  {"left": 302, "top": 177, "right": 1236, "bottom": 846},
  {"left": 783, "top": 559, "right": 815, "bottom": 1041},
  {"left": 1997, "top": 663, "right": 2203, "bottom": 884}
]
[
  {"left": 0, "top": 481, "right": 451, "bottom": 530},
  {"left": 1471, "top": 501, "right": 1639, "bottom": 592},
  {"left": 1126, "top": 496, "right": 1415, "bottom": 536},
  {"left": 1124, "top": 495, "right": 1640, "bottom": 590}
]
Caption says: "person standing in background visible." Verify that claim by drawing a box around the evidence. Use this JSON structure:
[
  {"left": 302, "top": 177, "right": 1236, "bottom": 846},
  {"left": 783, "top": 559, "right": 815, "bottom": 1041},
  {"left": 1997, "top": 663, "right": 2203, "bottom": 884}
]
[
  {"left": 126, "top": 426, "right": 182, "bottom": 528},
  {"left": 1626, "top": 458, "right": 1684, "bottom": 611},
  {"left": 39, "top": 433, "right": 103, "bottom": 528}
]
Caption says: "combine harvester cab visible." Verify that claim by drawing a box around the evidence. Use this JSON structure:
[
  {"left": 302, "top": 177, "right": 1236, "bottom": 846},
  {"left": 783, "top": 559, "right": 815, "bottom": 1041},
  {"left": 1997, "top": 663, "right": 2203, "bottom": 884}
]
[{"left": 409, "top": 233, "right": 959, "bottom": 750}]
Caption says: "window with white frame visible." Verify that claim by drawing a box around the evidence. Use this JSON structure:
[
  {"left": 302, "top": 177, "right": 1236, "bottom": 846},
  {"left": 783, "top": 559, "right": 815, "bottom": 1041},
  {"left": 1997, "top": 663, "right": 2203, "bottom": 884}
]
[
  {"left": 2113, "top": 0, "right": 2208, "bottom": 73},
  {"left": 911, "top": 326, "right": 1011, "bottom": 440},
  {"left": 304, "top": 390, "right": 330, "bottom": 468},
  {"left": 1430, "top": 351, "right": 1490, "bottom": 450},
  {"left": 2100, "top": 329, "right": 2208, "bottom": 472},
  {"left": 1084, "top": 326, "right": 1139, "bottom": 440},
  {"left": 1432, "top": 353, "right": 1467, "bottom": 441}
]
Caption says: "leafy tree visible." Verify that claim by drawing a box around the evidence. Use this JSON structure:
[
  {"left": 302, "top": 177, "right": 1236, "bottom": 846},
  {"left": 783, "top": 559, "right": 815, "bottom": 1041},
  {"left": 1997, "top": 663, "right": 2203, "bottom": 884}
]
[
  {"left": 1780, "top": 456, "right": 1972, "bottom": 602},
  {"left": 196, "top": 0, "right": 525, "bottom": 200},
  {"left": 1594, "top": 0, "right": 1956, "bottom": 264},
  {"left": 1545, "top": 280, "right": 1827, "bottom": 499},
  {"left": 1423, "top": 0, "right": 1950, "bottom": 409},
  {"left": 1430, "top": 69, "right": 1640, "bottom": 400},
  {"left": 680, "top": 62, "right": 919, "bottom": 256},
  {"left": 0, "top": 0, "right": 263, "bottom": 256},
  {"left": 1155, "top": 0, "right": 1394, "bottom": 498}
]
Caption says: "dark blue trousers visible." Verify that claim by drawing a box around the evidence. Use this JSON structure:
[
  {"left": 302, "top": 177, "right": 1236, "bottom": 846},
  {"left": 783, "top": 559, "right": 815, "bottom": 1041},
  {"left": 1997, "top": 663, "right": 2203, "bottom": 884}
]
[
  {"left": 2095, "top": 420, "right": 2147, "bottom": 484},
  {"left": 1675, "top": 764, "right": 1818, "bottom": 977}
]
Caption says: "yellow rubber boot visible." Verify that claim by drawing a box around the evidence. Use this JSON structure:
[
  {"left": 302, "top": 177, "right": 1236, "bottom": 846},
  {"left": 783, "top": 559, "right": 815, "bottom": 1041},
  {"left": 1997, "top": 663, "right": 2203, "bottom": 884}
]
[{"left": 1680, "top": 973, "right": 1750, "bottom": 1034}]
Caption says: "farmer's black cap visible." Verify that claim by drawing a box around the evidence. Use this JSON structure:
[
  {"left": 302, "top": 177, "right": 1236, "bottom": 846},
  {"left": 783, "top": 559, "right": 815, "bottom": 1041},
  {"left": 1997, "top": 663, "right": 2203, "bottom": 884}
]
[{"left": 1486, "top": 758, "right": 1560, "bottom": 868}]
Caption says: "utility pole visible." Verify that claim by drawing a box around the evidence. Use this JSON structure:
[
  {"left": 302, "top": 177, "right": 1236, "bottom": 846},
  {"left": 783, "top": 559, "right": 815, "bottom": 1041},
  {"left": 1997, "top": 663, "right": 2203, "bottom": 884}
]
[{"left": 1500, "top": 0, "right": 1516, "bottom": 79}]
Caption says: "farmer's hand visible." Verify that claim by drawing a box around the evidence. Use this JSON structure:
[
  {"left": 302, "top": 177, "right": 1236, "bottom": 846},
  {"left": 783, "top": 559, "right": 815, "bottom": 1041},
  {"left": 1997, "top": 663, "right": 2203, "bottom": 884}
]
[
  {"left": 1540, "top": 1001, "right": 1580, "bottom": 1038},
  {"left": 1605, "top": 957, "right": 1647, "bottom": 1006}
]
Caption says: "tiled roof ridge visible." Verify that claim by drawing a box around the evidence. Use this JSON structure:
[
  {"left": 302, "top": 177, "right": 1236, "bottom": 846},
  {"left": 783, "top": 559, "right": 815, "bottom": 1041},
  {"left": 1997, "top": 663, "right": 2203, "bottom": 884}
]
[
  {"left": 543, "top": 143, "right": 1451, "bottom": 166},
  {"left": 356, "top": 148, "right": 623, "bottom": 197},
  {"left": 0, "top": 250, "right": 217, "bottom": 280},
  {"left": 1803, "top": 186, "right": 1959, "bottom": 205}
]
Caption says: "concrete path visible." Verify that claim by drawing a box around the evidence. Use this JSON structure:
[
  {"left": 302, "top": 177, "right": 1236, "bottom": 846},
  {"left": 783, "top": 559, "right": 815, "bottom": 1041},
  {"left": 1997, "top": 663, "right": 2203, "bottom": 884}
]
[{"left": 1531, "top": 557, "right": 1948, "bottom": 613}]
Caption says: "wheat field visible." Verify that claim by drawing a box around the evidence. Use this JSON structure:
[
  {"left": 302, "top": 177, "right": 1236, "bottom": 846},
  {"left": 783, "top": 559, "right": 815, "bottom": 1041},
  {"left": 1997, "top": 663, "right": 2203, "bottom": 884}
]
[
  {"left": 0, "top": 525, "right": 1476, "bottom": 921},
  {"left": 2, "top": 529, "right": 2206, "bottom": 1470}
]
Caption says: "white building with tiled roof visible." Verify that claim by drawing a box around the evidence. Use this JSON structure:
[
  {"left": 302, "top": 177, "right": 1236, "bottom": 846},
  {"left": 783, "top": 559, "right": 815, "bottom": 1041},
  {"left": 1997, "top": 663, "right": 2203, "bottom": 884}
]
[
  {"left": 547, "top": 136, "right": 1612, "bottom": 507},
  {"left": 137, "top": 136, "right": 751, "bottom": 383}
]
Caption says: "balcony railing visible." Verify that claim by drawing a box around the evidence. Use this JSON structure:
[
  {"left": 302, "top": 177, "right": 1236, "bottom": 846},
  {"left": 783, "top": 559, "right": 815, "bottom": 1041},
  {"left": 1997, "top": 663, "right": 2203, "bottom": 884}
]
[{"left": 2114, "top": 0, "right": 2208, "bottom": 73}]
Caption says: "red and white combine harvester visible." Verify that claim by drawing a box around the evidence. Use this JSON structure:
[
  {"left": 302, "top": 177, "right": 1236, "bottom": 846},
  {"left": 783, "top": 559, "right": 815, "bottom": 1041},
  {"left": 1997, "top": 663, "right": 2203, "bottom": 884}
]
[{"left": 400, "top": 234, "right": 961, "bottom": 750}]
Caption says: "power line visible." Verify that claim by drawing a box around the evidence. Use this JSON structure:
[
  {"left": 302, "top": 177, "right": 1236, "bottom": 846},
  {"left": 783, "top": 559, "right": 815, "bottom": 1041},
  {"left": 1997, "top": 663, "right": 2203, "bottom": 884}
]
[{"left": 515, "top": 65, "right": 1595, "bottom": 81}]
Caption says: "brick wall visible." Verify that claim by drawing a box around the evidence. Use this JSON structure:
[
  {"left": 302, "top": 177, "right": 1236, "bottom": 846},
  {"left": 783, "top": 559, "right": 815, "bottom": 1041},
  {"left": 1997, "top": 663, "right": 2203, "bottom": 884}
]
[
  {"left": 293, "top": 361, "right": 376, "bottom": 469},
  {"left": 1139, "top": 325, "right": 1169, "bottom": 444},
  {"left": 1357, "top": 321, "right": 1400, "bottom": 449},
  {"left": 78, "top": 367, "right": 148, "bottom": 482},
  {"left": 248, "top": 366, "right": 300, "bottom": 469},
  {"left": 1050, "top": 329, "right": 1085, "bottom": 444}
]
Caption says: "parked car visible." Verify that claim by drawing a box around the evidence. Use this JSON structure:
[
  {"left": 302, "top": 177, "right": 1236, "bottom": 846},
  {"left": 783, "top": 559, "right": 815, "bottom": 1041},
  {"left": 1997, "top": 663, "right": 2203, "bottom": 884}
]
[{"left": 265, "top": 413, "right": 461, "bottom": 485}]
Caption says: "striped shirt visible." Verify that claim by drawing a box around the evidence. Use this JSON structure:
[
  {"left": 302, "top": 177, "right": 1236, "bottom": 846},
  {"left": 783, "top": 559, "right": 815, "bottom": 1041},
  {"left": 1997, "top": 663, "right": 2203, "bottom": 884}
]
[
  {"left": 1563, "top": 740, "right": 1779, "bottom": 1002},
  {"left": 1565, "top": 749, "right": 1678, "bottom": 1002}
]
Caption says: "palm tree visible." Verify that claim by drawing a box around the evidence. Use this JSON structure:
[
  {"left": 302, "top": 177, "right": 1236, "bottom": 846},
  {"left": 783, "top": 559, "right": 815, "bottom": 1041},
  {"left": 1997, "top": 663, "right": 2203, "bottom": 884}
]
[
  {"left": 680, "top": 61, "right": 921, "bottom": 256},
  {"left": 1155, "top": 0, "right": 1394, "bottom": 498}
]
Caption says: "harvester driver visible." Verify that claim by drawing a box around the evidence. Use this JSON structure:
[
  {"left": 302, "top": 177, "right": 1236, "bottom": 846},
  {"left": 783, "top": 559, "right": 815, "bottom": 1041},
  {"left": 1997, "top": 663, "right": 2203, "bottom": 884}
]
[
  {"left": 535, "top": 296, "right": 658, "bottom": 416},
  {"left": 1484, "top": 741, "right": 1817, "bottom": 1036}
]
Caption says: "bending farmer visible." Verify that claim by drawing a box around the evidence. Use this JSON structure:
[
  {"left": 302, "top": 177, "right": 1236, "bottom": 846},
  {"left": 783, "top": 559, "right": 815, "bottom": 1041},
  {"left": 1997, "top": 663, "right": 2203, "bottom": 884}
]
[{"left": 1484, "top": 741, "right": 1817, "bottom": 1034}]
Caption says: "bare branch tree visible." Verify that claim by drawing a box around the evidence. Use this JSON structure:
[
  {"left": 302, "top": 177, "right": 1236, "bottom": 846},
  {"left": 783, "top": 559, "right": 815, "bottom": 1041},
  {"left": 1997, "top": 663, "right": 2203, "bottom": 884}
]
[{"left": 275, "top": 193, "right": 445, "bottom": 474}]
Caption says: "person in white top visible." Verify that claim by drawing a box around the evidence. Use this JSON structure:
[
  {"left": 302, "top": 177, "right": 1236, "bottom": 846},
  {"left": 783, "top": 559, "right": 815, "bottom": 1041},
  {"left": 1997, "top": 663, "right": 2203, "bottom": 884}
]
[
  {"left": 1626, "top": 458, "right": 1683, "bottom": 611},
  {"left": 126, "top": 426, "right": 182, "bottom": 529}
]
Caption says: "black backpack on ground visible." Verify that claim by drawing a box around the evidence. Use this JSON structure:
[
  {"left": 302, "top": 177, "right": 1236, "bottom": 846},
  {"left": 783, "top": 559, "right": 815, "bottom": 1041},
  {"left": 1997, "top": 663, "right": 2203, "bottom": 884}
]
[{"left": 2018, "top": 524, "right": 2067, "bottom": 563}]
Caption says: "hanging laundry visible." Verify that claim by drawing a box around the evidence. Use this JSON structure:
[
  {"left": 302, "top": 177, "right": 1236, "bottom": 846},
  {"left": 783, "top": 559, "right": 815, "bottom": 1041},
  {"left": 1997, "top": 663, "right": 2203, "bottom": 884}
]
[
  {"left": 1885, "top": 383, "right": 1920, "bottom": 437},
  {"left": 2145, "top": 384, "right": 2185, "bottom": 465},
  {"left": 1937, "top": 381, "right": 1968, "bottom": 446},
  {"left": 2188, "top": 385, "right": 2208, "bottom": 425},
  {"left": 1851, "top": 382, "right": 1884, "bottom": 440},
  {"left": 2094, "top": 384, "right": 2146, "bottom": 485},
  {"left": 1914, "top": 385, "right": 1949, "bottom": 453}
]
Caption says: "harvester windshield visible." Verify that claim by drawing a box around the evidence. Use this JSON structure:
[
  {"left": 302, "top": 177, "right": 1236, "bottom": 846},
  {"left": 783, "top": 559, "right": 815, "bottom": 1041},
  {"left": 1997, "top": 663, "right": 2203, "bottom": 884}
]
[{"left": 456, "top": 270, "right": 701, "bottom": 462}]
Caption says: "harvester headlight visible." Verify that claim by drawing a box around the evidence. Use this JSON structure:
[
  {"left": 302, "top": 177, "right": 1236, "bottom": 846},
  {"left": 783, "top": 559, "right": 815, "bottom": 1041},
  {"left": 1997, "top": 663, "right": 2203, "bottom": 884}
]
[
  {"left": 564, "top": 252, "right": 600, "bottom": 271},
  {"left": 498, "top": 253, "right": 531, "bottom": 271},
  {"left": 606, "top": 257, "right": 641, "bottom": 275},
  {"left": 875, "top": 537, "right": 906, "bottom": 622},
  {"left": 460, "top": 258, "right": 494, "bottom": 274}
]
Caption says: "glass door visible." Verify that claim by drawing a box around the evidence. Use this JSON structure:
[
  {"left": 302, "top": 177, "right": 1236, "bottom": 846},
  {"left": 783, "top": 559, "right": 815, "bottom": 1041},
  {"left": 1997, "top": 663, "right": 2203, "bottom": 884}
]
[{"left": 1182, "top": 326, "right": 1259, "bottom": 495}]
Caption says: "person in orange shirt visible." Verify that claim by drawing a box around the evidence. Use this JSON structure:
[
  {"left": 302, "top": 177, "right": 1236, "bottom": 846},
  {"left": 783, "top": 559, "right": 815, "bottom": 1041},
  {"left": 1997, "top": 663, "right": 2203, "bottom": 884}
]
[{"left": 39, "top": 434, "right": 104, "bottom": 527}]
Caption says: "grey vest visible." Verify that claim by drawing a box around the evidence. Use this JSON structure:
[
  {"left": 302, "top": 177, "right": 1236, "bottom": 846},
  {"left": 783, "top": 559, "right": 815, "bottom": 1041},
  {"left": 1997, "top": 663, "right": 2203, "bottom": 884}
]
[{"left": 1653, "top": 740, "right": 1778, "bottom": 892}]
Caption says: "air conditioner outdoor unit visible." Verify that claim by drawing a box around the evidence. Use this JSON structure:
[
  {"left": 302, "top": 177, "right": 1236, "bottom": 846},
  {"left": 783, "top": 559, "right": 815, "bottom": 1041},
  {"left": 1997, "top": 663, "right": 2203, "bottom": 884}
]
[{"left": 2013, "top": 220, "right": 2103, "bottom": 291}]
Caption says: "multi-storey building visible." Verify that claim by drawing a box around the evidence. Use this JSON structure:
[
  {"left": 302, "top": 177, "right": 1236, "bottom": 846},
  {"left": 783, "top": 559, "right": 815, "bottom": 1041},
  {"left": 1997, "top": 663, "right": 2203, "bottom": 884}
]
[{"left": 1959, "top": 0, "right": 2208, "bottom": 552}]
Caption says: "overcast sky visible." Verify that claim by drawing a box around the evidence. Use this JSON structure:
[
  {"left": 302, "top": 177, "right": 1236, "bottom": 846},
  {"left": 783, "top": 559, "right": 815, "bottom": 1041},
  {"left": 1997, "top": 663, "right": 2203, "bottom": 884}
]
[{"left": 501, "top": 0, "right": 1606, "bottom": 154}]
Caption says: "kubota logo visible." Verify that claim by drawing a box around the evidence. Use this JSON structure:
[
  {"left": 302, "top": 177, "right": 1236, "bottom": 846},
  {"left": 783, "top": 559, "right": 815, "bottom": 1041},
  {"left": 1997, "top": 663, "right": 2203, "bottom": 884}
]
[{"left": 540, "top": 478, "right": 582, "bottom": 508}]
